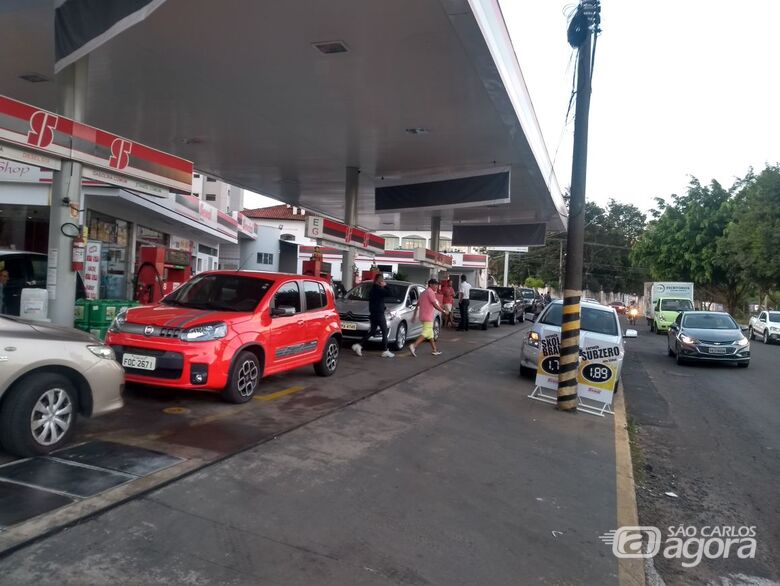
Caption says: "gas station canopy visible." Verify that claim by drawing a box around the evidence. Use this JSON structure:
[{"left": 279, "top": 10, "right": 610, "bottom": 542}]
[{"left": 0, "top": 0, "right": 566, "bottom": 237}]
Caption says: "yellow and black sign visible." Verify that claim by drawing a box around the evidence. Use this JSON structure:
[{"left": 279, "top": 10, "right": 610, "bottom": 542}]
[{"left": 576, "top": 336, "right": 620, "bottom": 405}]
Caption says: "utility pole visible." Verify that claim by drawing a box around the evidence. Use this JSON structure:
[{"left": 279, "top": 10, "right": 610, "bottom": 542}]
[
  {"left": 557, "top": 0, "right": 600, "bottom": 412},
  {"left": 558, "top": 239, "right": 564, "bottom": 293}
]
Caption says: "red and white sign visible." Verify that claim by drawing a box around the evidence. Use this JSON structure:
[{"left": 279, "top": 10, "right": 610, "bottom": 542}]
[
  {"left": 305, "top": 215, "right": 385, "bottom": 255},
  {"left": 84, "top": 241, "right": 102, "bottom": 300},
  {"left": 413, "top": 247, "right": 453, "bottom": 269},
  {"left": 0, "top": 95, "right": 193, "bottom": 196},
  {"left": 235, "top": 212, "right": 257, "bottom": 237}
]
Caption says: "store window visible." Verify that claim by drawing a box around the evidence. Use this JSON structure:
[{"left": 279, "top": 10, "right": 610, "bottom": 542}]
[
  {"left": 438, "top": 238, "right": 452, "bottom": 251},
  {"left": 382, "top": 235, "right": 400, "bottom": 249},
  {"left": 401, "top": 235, "right": 425, "bottom": 250},
  {"left": 205, "top": 194, "right": 216, "bottom": 202},
  {"left": 280, "top": 233, "right": 296, "bottom": 242},
  {"left": 87, "top": 211, "right": 131, "bottom": 299},
  {"left": 0, "top": 205, "right": 49, "bottom": 253}
]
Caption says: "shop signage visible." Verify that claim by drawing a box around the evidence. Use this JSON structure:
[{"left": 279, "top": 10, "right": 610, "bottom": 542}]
[
  {"left": 0, "top": 143, "right": 61, "bottom": 171},
  {"left": 236, "top": 212, "right": 257, "bottom": 237},
  {"left": 413, "top": 247, "right": 453, "bottom": 269},
  {"left": 0, "top": 158, "right": 51, "bottom": 182},
  {"left": 576, "top": 335, "right": 620, "bottom": 407},
  {"left": 0, "top": 95, "right": 193, "bottom": 196},
  {"left": 534, "top": 329, "right": 560, "bottom": 391},
  {"left": 84, "top": 241, "right": 102, "bottom": 300},
  {"left": 305, "top": 216, "right": 385, "bottom": 255}
]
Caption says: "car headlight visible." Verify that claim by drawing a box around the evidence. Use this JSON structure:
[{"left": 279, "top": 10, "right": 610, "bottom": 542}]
[
  {"left": 179, "top": 322, "right": 228, "bottom": 342},
  {"left": 385, "top": 310, "right": 398, "bottom": 320},
  {"left": 108, "top": 307, "right": 128, "bottom": 333},
  {"left": 771, "top": 327, "right": 780, "bottom": 333},
  {"left": 658, "top": 315, "right": 667, "bottom": 322},
  {"left": 503, "top": 303, "right": 514, "bottom": 309},
  {"left": 680, "top": 334, "right": 698, "bottom": 345},
  {"left": 87, "top": 345, "right": 115, "bottom": 360},
  {"left": 527, "top": 331, "right": 540, "bottom": 348},
  {"left": 736, "top": 336, "right": 749, "bottom": 347}
]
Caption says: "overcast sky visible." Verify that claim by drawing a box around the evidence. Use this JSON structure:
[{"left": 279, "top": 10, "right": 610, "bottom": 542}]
[
  {"left": 500, "top": 0, "right": 780, "bottom": 211},
  {"left": 247, "top": 1, "right": 780, "bottom": 212}
]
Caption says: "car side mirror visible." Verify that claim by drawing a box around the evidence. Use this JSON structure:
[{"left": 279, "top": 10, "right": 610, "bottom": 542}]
[
  {"left": 624, "top": 329, "right": 638, "bottom": 338},
  {"left": 271, "top": 306, "right": 295, "bottom": 317}
]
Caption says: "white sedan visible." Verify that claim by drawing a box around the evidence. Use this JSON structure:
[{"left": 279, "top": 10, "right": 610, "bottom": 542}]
[{"left": 519, "top": 299, "right": 637, "bottom": 378}]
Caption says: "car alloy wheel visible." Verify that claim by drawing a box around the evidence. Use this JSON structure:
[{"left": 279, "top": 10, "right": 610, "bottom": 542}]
[
  {"left": 394, "top": 322, "right": 407, "bottom": 351},
  {"left": 763, "top": 330, "right": 769, "bottom": 344},
  {"left": 326, "top": 341, "right": 339, "bottom": 372},
  {"left": 433, "top": 318, "right": 441, "bottom": 341},
  {"left": 236, "top": 358, "right": 259, "bottom": 398},
  {"left": 31, "top": 388, "right": 73, "bottom": 447}
]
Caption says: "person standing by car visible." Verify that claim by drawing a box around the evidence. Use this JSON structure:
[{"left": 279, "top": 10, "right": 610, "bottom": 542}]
[
  {"left": 352, "top": 274, "right": 394, "bottom": 358},
  {"left": 457, "top": 275, "right": 471, "bottom": 331},
  {"left": 409, "top": 279, "right": 445, "bottom": 357},
  {"left": 441, "top": 278, "right": 455, "bottom": 328}
]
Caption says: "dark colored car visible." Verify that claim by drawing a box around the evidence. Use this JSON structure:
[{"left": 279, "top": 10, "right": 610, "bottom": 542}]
[
  {"left": 489, "top": 286, "right": 524, "bottom": 324},
  {"left": 518, "top": 288, "right": 539, "bottom": 314},
  {"left": 609, "top": 301, "right": 626, "bottom": 315},
  {"left": 667, "top": 311, "right": 750, "bottom": 367}
]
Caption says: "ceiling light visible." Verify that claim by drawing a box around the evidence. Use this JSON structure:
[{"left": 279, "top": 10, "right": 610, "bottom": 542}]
[
  {"left": 19, "top": 72, "right": 50, "bottom": 83},
  {"left": 405, "top": 128, "right": 429, "bottom": 135},
  {"left": 312, "top": 41, "right": 349, "bottom": 54}
]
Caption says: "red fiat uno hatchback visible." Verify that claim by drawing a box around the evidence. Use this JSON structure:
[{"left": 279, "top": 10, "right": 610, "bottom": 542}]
[{"left": 105, "top": 271, "right": 342, "bottom": 403}]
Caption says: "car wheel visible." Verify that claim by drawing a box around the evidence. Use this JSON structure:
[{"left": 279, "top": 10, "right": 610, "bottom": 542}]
[
  {"left": 433, "top": 318, "right": 441, "bottom": 341},
  {"left": 222, "top": 351, "right": 261, "bottom": 403},
  {"left": 675, "top": 344, "right": 686, "bottom": 366},
  {"left": 668, "top": 342, "right": 675, "bottom": 357},
  {"left": 738, "top": 361, "right": 750, "bottom": 368},
  {"left": 519, "top": 312, "right": 525, "bottom": 323},
  {"left": 315, "top": 337, "right": 340, "bottom": 377},
  {"left": 763, "top": 330, "right": 769, "bottom": 344},
  {"left": 748, "top": 327, "right": 754, "bottom": 340},
  {"left": 482, "top": 316, "right": 489, "bottom": 330},
  {"left": 0, "top": 373, "right": 77, "bottom": 457},
  {"left": 510, "top": 313, "right": 517, "bottom": 325},
  {"left": 393, "top": 322, "right": 407, "bottom": 351},
  {"left": 493, "top": 314, "right": 500, "bottom": 327},
  {"left": 519, "top": 365, "right": 535, "bottom": 378}
]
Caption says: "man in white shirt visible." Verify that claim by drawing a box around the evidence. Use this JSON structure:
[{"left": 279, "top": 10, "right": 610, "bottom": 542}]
[{"left": 457, "top": 275, "right": 471, "bottom": 331}]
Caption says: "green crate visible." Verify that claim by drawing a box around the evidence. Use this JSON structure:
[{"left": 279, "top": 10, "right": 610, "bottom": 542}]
[
  {"left": 74, "top": 321, "right": 90, "bottom": 332},
  {"left": 88, "top": 326, "right": 109, "bottom": 341},
  {"left": 87, "top": 300, "right": 122, "bottom": 325},
  {"left": 74, "top": 299, "right": 88, "bottom": 323}
]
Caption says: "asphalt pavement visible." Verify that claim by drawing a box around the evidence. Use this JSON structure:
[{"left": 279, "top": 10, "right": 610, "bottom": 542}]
[
  {"left": 622, "top": 321, "right": 780, "bottom": 585},
  {"left": 0, "top": 324, "right": 622, "bottom": 585}
]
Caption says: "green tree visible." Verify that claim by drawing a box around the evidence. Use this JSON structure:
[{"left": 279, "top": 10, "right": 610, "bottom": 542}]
[
  {"left": 631, "top": 178, "right": 748, "bottom": 313},
  {"left": 524, "top": 276, "right": 545, "bottom": 289},
  {"left": 720, "top": 165, "right": 780, "bottom": 307}
]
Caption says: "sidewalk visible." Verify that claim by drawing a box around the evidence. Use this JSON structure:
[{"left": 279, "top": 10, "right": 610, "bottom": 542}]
[{"left": 0, "top": 330, "right": 622, "bottom": 585}]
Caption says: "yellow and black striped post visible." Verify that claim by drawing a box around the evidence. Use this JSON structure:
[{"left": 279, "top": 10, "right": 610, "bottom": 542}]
[
  {"left": 557, "top": 291, "right": 581, "bottom": 411},
  {"left": 557, "top": 0, "right": 599, "bottom": 411}
]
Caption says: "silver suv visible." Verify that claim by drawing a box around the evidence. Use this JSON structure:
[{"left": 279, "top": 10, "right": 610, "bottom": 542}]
[
  {"left": 336, "top": 280, "right": 441, "bottom": 351},
  {"left": 0, "top": 316, "right": 124, "bottom": 456}
]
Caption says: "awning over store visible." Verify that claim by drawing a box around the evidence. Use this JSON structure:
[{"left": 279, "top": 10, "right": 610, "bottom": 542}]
[{"left": 0, "top": 0, "right": 566, "bottom": 240}]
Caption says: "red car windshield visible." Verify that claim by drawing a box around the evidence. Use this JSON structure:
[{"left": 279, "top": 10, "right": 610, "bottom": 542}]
[{"left": 163, "top": 274, "right": 273, "bottom": 312}]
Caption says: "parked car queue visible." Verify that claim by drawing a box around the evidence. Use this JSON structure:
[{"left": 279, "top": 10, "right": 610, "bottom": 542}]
[{"left": 1, "top": 271, "right": 521, "bottom": 458}]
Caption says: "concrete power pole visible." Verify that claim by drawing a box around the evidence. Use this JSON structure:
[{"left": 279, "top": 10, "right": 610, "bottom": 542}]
[{"left": 557, "top": 0, "right": 600, "bottom": 412}]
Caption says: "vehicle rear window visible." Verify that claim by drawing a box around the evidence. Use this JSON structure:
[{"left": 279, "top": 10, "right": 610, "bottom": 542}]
[
  {"left": 660, "top": 299, "right": 694, "bottom": 311},
  {"left": 490, "top": 287, "right": 514, "bottom": 299},
  {"left": 520, "top": 288, "right": 535, "bottom": 300},
  {"left": 470, "top": 290, "right": 488, "bottom": 302},
  {"left": 304, "top": 281, "right": 327, "bottom": 311},
  {"left": 540, "top": 304, "right": 618, "bottom": 336},
  {"left": 346, "top": 282, "right": 406, "bottom": 304},
  {"left": 163, "top": 274, "right": 272, "bottom": 312},
  {"left": 682, "top": 313, "right": 737, "bottom": 330}
]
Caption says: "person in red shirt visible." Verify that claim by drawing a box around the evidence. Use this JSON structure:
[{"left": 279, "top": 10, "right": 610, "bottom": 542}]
[
  {"left": 440, "top": 279, "right": 455, "bottom": 328},
  {"left": 409, "top": 278, "right": 445, "bottom": 357}
]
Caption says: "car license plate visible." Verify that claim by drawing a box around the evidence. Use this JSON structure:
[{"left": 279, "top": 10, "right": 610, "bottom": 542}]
[
  {"left": 122, "top": 353, "right": 157, "bottom": 370},
  {"left": 341, "top": 321, "right": 357, "bottom": 331},
  {"left": 708, "top": 347, "right": 728, "bottom": 354}
]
